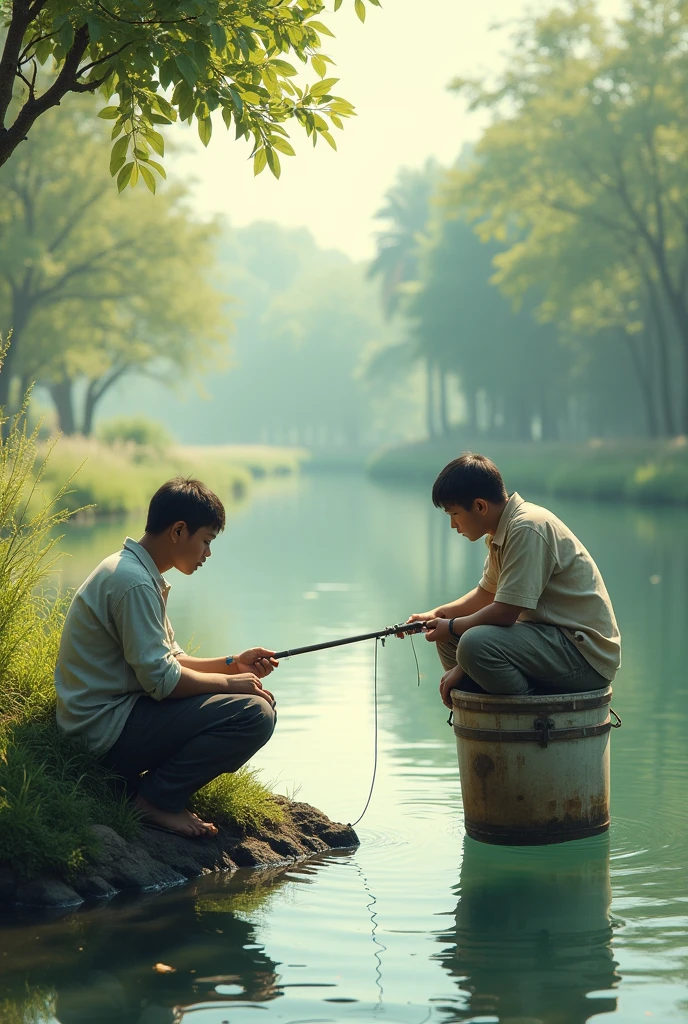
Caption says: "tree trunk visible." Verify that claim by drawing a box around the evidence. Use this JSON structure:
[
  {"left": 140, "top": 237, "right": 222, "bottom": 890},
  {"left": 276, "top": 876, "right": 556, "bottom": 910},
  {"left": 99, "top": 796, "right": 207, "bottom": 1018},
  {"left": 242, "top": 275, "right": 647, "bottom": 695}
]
[
  {"left": 464, "top": 388, "right": 477, "bottom": 434},
  {"left": 622, "top": 332, "right": 660, "bottom": 439},
  {"left": 438, "top": 368, "right": 449, "bottom": 436},
  {"left": 647, "top": 284, "right": 676, "bottom": 437},
  {"left": 49, "top": 378, "right": 77, "bottom": 435},
  {"left": 425, "top": 359, "right": 437, "bottom": 438}
]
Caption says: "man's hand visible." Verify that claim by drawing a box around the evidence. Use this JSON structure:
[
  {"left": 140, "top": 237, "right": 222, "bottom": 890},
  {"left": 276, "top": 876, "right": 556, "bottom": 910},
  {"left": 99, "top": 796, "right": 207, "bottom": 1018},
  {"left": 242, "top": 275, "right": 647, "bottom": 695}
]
[
  {"left": 235, "top": 647, "right": 278, "bottom": 678},
  {"left": 440, "top": 665, "right": 464, "bottom": 708},
  {"left": 397, "top": 609, "right": 443, "bottom": 638},
  {"left": 424, "top": 617, "right": 455, "bottom": 644},
  {"left": 230, "top": 672, "right": 276, "bottom": 707}
]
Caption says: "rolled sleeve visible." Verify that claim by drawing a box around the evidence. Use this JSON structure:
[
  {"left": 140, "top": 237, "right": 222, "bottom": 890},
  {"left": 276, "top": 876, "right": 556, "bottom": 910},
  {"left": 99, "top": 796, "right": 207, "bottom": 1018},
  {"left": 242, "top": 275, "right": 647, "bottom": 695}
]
[
  {"left": 113, "top": 584, "right": 182, "bottom": 700},
  {"left": 494, "top": 527, "right": 556, "bottom": 609}
]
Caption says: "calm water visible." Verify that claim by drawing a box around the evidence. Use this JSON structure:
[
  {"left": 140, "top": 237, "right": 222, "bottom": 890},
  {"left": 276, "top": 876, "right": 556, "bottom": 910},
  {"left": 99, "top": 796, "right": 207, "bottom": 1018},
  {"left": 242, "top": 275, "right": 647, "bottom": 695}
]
[{"left": 1, "top": 474, "right": 687, "bottom": 1024}]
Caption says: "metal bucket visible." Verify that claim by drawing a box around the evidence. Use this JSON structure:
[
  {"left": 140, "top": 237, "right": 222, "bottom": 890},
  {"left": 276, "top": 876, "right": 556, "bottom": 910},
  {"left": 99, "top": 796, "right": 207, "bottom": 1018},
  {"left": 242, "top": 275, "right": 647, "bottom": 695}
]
[{"left": 451, "top": 685, "right": 620, "bottom": 845}]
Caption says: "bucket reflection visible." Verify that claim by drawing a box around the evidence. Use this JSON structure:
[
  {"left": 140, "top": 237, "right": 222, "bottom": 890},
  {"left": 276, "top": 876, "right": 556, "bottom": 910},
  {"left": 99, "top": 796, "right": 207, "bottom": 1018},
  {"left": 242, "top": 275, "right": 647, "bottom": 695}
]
[{"left": 437, "top": 835, "right": 619, "bottom": 1023}]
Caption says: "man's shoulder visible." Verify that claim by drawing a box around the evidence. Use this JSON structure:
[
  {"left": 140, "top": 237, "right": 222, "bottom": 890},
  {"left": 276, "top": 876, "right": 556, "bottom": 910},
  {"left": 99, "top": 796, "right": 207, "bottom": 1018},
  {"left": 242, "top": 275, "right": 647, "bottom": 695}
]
[
  {"left": 509, "top": 500, "right": 572, "bottom": 544},
  {"left": 77, "top": 547, "right": 157, "bottom": 603}
]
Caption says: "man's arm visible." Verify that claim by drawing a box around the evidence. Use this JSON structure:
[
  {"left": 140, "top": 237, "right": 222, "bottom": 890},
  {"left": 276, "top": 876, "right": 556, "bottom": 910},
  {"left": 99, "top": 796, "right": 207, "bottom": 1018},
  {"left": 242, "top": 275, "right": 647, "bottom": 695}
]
[
  {"left": 169, "top": 664, "right": 275, "bottom": 704},
  {"left": 407, "top": 585, "right": 495, "bottom": 623},
  {"left": 424, "top": 600, "right": 523, "bottom": 645},
  {"left": 176, "top": 647, "right": 277, "bottom": 679}
]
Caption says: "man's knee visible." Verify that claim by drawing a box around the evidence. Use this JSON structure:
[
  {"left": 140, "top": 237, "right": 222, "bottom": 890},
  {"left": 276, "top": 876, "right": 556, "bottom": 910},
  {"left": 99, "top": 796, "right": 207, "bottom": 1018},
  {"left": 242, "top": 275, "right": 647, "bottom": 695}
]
[
  {"left": 457, "top": 626, "right": 501, "bottom": 676},
  {"left": 240, "top": 695, "right": 276, "bottom": 744}
]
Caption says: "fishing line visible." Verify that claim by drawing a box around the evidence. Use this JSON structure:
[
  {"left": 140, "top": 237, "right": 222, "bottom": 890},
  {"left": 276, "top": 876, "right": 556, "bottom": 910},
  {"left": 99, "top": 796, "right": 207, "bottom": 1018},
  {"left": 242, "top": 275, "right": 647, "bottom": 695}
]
[
  {"left": 348, "top": 631, "right": 422, "bottom": 828},
  {"left": 349, "top": 636, "right": 380, "bottom": 828}
]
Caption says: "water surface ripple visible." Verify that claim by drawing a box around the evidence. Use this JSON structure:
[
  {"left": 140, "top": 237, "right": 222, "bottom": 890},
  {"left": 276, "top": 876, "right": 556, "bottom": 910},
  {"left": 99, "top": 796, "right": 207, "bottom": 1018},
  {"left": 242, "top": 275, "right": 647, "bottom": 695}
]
[{"left": 1, "top": 476, "right": 686, "bottom": 1024}]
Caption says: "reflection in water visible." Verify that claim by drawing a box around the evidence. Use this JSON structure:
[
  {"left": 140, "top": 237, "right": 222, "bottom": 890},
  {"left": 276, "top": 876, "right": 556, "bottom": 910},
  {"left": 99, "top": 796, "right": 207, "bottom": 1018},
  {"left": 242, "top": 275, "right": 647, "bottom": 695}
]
[
  {"left": 5, "top": 476, "right": 686, "bottom": 1023},
  {"left": 0, "top": 868, "right": 292, "bottom": 1024},
  {"left": 436, "top": 837, "right": 619, "bottom": 1023}
]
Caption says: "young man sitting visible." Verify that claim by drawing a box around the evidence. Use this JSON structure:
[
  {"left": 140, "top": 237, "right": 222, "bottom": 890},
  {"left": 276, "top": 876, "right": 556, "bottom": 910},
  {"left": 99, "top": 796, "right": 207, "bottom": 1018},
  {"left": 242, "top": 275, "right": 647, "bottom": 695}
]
[
  {"left": 55, "top": 477, "right": 278, "bottom": 838},
  {"left": 405, "top": 454, "right": 621, "bottom": 707}
]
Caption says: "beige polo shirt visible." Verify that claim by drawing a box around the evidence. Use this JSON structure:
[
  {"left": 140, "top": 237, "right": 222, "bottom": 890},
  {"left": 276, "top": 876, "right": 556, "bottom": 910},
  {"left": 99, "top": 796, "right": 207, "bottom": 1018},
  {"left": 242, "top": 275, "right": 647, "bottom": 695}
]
[
  {"left": 55, "top": 538, "right": 185, "bottom": 754},
  {"left": 479, "top": 493, "right": 621, "bottom": 680}
]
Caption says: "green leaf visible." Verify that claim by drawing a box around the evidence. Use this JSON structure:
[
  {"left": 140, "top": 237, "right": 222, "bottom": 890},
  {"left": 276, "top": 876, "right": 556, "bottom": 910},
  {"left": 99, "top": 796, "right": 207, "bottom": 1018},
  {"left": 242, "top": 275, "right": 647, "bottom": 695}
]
[
  {"left": 308, "top": 19, "right": 335, "bottom": 36},
  {"left": 310, "top": 77, "right": 339, "bottom": 98},
  {"left": 210, "top": 22, "right": 227, "bottom": 52},
  {"left": 140, "top": 164, "right": 156, "bottom": 194},
  {"left": 355, "top": 0, "right": 366, "bottom": 22},
  {"left": 143, "top": 129, "right": 165, "bottom": 157},
  {"left": 228, "top": 87, "right": 244, "bottom": 116},
  {"left": 159, "top": 58, "right": 176, "bottom": 90},
  {"left": 334, "top": 0, "right": 343, "bottom": 10},
  {"left": 117, "top": 162, "right": 134, "bottom": 192},
  {"left": 271, "top": 59, "right": 298, "bottom": 76},
  {"left": 253, "top": 148, "right": 267, "bottom": 175},
  {"left": 320, "top": 130, "right": 337, "bottom": 150},
  {"left": 147, "top": 159, "right": 167, "bottom": 179},
  {"left": 111, "top": 122, "right": 124, "bottom": 140},
  {"left": 270, "top": 137, "right": 296, "bottom": 156},
  {"left": 311, "top": 55, "right": 327, "bottom": 78},
  {"left": 110, "top": 135, "right": 130, "bottom": 176},
  {"left": 98, "top": 106, "right": 120, "bottom": 120},
  {"left": 35, "top": 39, "right": 52, "bottom": 65},
  {"left": 86, "top": 17, "right": 102, "bottom": 42},
  {"left": 149, "top": 113, "right": 173, "bottom": 125},
  {"left": 266, "top": 147, "right": 281, "bottom": 179},
  {"left": 221, "top": 105, "right": 233, "bottom": 129},
  {"left": 198, "top": 116, "right": 212, "bottom": 147},
  {"left": 175, "top": 53, "right": 200, "bottom": 87},
  {"left": 130, "top": 162, "right": 139, "bottom": 187}
]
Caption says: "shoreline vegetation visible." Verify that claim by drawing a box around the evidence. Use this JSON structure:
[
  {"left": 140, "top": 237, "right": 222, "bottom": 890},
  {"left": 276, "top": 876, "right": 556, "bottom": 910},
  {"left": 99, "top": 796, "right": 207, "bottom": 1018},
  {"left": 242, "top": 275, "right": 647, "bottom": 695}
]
[
  {"left": 37, "top": 439, "right": 307, "bottom": 518},
  {"left": 367, "top": 435, "right": 688, "bottom": 505},
  {"left": 0, "top": 410, "right": 347, "bottom": 893}
]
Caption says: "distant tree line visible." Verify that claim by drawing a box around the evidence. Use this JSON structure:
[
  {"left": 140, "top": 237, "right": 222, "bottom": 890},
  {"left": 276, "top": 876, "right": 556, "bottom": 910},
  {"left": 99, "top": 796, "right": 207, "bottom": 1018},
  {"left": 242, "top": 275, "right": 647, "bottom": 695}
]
[{"left": 369, "top": 0, "right": 688, "bottom": 442}]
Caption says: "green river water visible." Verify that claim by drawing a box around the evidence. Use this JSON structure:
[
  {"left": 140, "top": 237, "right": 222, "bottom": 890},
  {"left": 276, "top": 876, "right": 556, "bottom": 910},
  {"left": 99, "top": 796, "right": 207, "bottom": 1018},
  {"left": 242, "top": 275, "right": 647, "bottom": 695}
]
[{"left": 1, "top": 473, "right": 686, "bottom": 1024}]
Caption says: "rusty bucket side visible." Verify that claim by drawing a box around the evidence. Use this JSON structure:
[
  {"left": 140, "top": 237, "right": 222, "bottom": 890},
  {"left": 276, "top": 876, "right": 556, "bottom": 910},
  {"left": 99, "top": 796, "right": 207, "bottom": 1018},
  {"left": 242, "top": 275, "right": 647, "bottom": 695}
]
[{"left": 451, "top": 686, "right": 616, "bottom": 846}]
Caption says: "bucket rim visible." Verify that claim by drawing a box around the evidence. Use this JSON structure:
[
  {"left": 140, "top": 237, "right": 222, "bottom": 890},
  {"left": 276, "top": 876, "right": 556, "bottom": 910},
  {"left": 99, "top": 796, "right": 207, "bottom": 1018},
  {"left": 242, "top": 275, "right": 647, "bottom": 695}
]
[{"left": 450, "top": 684, "right": 612, "bottom": 711}]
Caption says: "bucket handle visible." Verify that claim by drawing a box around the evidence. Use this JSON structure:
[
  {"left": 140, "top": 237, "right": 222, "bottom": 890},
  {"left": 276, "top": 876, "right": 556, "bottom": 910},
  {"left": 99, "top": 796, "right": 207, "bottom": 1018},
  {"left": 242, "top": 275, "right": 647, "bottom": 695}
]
[{"left": 610, "top": 707, "right": 622, "bottom": 728}]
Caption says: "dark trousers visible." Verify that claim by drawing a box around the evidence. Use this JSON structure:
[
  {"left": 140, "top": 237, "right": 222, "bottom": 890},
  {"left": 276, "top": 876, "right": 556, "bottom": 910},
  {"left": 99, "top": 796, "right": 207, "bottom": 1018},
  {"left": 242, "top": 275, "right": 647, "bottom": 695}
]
[
  {"left": 101, "top": 693, "right": 276, "bottom": 813},
  {"left": 438, "top": 622, "right": 607, "bottom": 695}
]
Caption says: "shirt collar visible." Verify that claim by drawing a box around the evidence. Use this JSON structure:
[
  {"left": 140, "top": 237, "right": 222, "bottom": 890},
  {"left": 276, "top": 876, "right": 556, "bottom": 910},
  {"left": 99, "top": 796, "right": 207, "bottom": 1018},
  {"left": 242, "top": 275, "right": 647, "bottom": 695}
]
[
  {"left": 491, "top": 492, "right": 524, "bottom": 547},
  {"left": 123, "top": 537, "right": 171, "bottom": 594}
]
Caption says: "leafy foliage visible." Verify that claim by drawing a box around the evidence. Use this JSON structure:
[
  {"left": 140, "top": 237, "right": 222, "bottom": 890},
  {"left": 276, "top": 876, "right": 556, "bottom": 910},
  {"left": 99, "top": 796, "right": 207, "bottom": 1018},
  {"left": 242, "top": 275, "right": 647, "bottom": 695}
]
[
  {"left": 0, "top": 0, "right": 380, "bottom": 184},
  {"left": 446, "top": 0, "right": 688, "bottom": 436},
  {"left": 97, "top": 414, "right": 174, "bottom": 452},
  {"left": 0, "top": 96, "right": 226, "bottom": 430}
]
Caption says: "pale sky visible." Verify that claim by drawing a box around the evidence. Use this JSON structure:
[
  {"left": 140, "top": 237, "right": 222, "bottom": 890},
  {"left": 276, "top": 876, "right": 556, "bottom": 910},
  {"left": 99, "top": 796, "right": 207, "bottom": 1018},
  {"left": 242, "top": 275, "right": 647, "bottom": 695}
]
[{"left": 169, "top": 0, "right": 625, "bottom": 261}]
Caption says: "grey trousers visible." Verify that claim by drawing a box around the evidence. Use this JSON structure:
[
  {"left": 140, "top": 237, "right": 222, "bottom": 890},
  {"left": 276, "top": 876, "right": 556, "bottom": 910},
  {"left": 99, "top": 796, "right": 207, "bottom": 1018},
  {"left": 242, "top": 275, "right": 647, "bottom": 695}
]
[
  {"left": 438, "top": 622, "right": 607, "bottom": 695},
  {"left": 101, "top": 693, "right": 276, "bottom": 813}
]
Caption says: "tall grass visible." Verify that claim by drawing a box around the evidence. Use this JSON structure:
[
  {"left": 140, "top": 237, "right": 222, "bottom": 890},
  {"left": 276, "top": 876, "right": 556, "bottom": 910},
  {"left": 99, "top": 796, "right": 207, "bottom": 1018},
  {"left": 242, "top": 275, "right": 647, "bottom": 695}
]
[
  {"left": 0, "top": 387, "right": 140, "bottom": 879},
  {"left": 0, "top": 372, "right": 286, "bottom": 881}
]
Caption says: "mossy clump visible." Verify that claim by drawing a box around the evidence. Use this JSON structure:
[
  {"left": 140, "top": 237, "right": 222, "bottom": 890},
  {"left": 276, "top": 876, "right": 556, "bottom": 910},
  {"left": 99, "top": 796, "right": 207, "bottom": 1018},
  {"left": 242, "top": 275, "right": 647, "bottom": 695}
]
[{"left": 191, "top": 767, "right": 285, "bottom": 832}]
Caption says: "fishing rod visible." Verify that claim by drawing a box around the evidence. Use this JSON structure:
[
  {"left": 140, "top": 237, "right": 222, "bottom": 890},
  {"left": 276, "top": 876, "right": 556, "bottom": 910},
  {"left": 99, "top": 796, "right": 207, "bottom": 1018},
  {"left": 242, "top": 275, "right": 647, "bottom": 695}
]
[{"left": 273, "top": 620, "right": 427, "bottom": 660}]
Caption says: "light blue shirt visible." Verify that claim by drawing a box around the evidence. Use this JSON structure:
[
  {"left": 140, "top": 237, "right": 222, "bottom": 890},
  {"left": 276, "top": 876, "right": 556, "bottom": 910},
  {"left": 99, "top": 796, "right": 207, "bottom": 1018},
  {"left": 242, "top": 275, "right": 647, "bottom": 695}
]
[{"left": 54, "top": 538, "right": 185, "bottom": 753}]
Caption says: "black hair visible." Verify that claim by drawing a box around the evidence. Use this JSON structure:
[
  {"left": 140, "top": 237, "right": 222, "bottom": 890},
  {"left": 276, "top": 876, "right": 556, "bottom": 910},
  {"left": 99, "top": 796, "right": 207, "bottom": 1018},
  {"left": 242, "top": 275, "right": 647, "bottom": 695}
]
[
  {"left": 145, "top": 477, "right": 226, "bottom": 535},
  {"left": 432, "top": 453, "right": 508, "bottom": 510}
]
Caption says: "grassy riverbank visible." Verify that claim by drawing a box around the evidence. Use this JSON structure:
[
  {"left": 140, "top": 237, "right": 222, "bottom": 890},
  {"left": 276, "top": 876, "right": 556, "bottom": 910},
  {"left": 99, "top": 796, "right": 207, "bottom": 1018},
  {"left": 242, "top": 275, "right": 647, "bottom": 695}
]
[
  {"left": 0, "top": 424, "right": 289, "bottom": 882},
  {"left": 368, "top": 435, "right": 688, "bottom": 505},
  {"left": 36, "top": 440, "right": 306, "bottom": 517}
]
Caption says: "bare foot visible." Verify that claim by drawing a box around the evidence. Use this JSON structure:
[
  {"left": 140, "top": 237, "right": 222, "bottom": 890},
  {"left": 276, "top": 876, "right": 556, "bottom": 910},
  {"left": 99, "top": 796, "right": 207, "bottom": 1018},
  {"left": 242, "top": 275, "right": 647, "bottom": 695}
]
[{"left": 135, "top": 796, "right": 218, "bottom": 838}]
